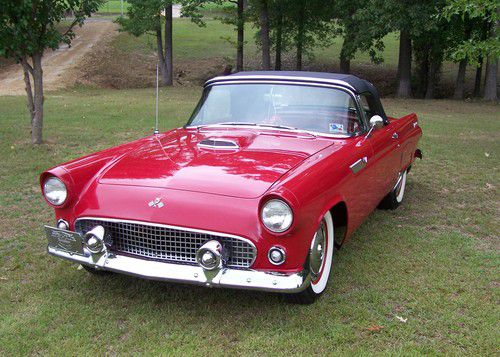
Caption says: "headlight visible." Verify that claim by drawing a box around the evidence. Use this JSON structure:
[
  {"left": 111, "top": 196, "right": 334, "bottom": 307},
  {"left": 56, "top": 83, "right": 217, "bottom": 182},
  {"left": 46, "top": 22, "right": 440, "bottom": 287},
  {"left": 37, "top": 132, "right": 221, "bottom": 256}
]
[
  {"left": 261, "top": 199, "right": 293, "bottom": 233},
  {"left": 43, "top": 177, "right": 67, "bottom": 206}
]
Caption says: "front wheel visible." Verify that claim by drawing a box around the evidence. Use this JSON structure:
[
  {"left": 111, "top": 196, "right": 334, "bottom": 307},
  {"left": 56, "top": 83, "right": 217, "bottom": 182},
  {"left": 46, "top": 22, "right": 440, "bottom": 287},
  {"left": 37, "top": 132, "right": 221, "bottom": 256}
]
[{"left": 284, "top": 211, "right": 335, "bottom": 304}]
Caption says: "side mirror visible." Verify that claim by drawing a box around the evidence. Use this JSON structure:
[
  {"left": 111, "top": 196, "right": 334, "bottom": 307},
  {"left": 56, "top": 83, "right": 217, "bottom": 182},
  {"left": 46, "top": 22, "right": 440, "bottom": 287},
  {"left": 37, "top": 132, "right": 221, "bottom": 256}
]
[
  {"left": 369, "top": 115, "right": 384, "bottom": 129},
  {"left": 365, "top": 115, "right": 384, "bottom": 139}
]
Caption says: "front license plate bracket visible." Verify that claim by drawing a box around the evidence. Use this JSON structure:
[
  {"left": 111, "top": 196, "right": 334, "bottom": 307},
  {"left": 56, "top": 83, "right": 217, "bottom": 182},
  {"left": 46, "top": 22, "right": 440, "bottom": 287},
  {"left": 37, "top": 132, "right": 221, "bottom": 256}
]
[{"left": 45, "top": 226, "right": 85, "bottom": 255}]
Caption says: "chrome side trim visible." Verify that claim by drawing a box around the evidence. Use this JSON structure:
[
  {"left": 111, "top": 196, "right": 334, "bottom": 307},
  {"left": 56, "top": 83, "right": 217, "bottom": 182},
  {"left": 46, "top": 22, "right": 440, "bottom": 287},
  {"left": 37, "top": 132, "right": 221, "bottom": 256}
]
[
  {"left": 47, "top": 245, "right": 310, "bottom": 293},
  {"left": 74, "top": 216, "right": 257, "bottom": 268},
  {"left": 349, "top": 157, "right": 368, "bottom": 174}
]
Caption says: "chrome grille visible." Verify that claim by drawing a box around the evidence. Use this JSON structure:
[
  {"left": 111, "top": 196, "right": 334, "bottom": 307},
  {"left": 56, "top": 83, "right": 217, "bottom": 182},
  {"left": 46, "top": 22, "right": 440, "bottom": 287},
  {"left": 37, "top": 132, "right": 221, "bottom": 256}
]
[{"left": 74, "top": 218, "right": 256, "bottom": 268}]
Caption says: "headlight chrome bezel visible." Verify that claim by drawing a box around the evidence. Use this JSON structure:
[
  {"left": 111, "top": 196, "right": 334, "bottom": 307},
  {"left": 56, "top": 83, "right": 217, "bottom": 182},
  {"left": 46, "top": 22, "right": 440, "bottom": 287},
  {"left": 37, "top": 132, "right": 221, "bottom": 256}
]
[
  {"left": 260, "top": 198, "right": 294, "bottom": 233},
  {"left": 43, "top": 176, "right": 68, "bottom": 206}
]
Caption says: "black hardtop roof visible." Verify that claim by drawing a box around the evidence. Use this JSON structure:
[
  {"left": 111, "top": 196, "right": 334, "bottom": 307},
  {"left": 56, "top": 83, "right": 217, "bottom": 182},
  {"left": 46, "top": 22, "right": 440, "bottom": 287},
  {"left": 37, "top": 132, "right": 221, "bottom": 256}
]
[{"left": 207, "top": 71, "right": 375, "bottom": 94}]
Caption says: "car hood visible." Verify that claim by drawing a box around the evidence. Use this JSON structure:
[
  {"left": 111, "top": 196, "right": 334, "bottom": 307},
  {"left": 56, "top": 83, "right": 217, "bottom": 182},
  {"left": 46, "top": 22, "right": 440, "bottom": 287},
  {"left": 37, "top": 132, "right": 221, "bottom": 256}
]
[{"left": 98, "top": 128, "right": 334, "bottom": 198}]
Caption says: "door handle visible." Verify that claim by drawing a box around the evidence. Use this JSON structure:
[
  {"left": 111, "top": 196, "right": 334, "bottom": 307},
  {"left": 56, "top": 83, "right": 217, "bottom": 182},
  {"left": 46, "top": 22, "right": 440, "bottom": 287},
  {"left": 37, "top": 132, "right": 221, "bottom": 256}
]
[
  {"left": 392, "top": 132, "right": 399, "bottom": 139},
  {"left": 350, "top": 157, "right": 368, "bottom": 174}
]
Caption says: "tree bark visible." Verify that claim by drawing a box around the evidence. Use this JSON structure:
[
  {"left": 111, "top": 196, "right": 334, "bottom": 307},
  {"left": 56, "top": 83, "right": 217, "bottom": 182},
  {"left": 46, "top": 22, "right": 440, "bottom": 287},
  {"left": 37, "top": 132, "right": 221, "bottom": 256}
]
[
  {"left": 339, "top": 27, "right": 354, "bottom": 74},
  {"left": 274, "top": 11, "right": 283, "bottom": 71},
  {"left": 453, "top": 59, "right": 467, "bottom": 100},
  {"left": 425, "top": 60, "right": 440, "bottom": 99},
  {"left": 339, "top": 38, "right": 351, "bottom": 74},
  {"left": 259, "top": 0, "right": 271, "bottom": 70},
  {"left": 156, "top": 26, "right": 168, "bottom": 86},
  {"left": 236, "top": 0, "right": 244, "bottom": 71},
  {"left": 396, "top": 29, "right": 412, "bottom": 98},
  {"left": 31, "top": 53, "right": 44, "bottom": 144},
  {"left": 20, "top": 57, "right": 35, "bottom": 120},
  {"left": 484, "top": 13, "right": 498, "bottom": 101},
  {"left": 163, "top": 5, "right": 173, "bottom": 86},
  {"left": 484, "top": 55, "right": 498, "bottom": 101},
  {"left": 473, "top": 57, "right": 483, "bottom": 97},
  {"left": 295, "top": 7, "right": 305, "bottom": 71}
]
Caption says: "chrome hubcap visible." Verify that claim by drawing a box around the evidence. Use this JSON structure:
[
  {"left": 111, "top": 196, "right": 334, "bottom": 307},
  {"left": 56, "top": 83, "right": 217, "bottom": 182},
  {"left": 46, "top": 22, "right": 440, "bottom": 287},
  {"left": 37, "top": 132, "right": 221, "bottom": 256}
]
[{"left": 309, "top": 221, "right": 326, "bottom": 279}]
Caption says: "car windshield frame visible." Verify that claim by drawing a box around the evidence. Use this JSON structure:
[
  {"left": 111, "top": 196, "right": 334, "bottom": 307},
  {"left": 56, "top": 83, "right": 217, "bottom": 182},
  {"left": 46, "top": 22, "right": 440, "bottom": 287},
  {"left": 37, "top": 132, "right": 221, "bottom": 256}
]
[{"left": 185, "top": 81, "right": 367, "bottom": 137}]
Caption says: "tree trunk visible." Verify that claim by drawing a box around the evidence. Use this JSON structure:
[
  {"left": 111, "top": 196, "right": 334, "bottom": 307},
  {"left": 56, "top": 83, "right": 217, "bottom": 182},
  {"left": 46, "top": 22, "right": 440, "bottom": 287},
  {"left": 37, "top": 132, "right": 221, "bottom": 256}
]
[
  {"left": 274, "top": 11, "right": 283, "bottom": 70},
  {"left": 396, "top": 29, "right": 412, "bottom": 98},
  {"left": 425, "top": 60, "right": 440, "bottom": 99},
  {"left": 339, "top": 37, "right": 351, "bottom": 74},
  {"left": 473, "top": 57, "right": 483, "bottom": 97},
  {"left": 259, "top": 0, "right": 271, "bottom": 70},
  {"left": 156, "top": 26, "right": 168, "bottom": 86},
  {"left": 236, "top": 0, "right": 244, "bottom": 72},
  {"left": 295, "top": 3, "right": 305, "bottom": 71},
  {"left": 20, "top": 58, "right": 35, "bottom": 120},
  {"left": 339, "top": 28, "right": 353, "bottom": 74},
  {"left": 453, "top": 59, "right": 467, "bottom": 100},
  {"left": 163, "top": 5, "right": 173, "bottom": 86},
  {"left": 31, "top": 53, "right": 44, "bottom": 144},
  {"left": 484, "top": 13, "right": 498, "bottom": 101},
  {"left": 484, "top": 55, "right": 498, "bottom": 101}
]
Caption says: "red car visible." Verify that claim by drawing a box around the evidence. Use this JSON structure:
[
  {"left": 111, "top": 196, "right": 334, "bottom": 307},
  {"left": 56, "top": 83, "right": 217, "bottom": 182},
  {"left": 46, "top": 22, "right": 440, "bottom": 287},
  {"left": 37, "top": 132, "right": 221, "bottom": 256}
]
[{"left": 41, "top": 71, "right": 422, "bottom": 304}]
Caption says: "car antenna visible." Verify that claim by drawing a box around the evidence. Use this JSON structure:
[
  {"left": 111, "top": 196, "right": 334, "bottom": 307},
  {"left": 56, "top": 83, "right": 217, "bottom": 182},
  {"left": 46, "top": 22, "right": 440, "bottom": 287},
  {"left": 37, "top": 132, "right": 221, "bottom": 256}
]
[{"left": 154, "top": 59, "right": 160, "bottom": 135}]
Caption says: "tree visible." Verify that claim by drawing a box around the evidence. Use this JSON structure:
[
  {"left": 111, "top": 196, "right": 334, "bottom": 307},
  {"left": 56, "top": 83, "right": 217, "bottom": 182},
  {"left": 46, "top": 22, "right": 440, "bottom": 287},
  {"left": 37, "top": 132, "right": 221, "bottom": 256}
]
[
  {"left": 335, "top": 0, "right": 389, "bottom": 74},
  {"left": 118, "top": 0, "right": 174, "bottom": 86},
  {"left": 0, "top": 0, "right": 102, "bottom": 144},
  {"left": 257, "top": 0, "right": 271, "bottom": 69},
  {"left": 443, "top": 0, "right": 499, "bottom": 101},
  {"left": 213, "top": 0, "right": 246, "bottom": 71}
]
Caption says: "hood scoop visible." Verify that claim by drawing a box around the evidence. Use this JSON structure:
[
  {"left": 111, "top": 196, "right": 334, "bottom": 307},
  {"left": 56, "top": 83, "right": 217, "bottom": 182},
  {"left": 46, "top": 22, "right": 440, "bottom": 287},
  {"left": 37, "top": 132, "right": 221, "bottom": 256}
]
[{"left": 198, "top": 138, "right": 239, "bottom": 150}]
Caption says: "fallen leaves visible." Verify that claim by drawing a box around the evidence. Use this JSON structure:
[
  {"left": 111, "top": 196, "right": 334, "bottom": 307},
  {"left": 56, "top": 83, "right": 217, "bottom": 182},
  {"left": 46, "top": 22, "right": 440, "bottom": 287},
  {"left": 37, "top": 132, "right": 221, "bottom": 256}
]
[
  {"left": 367, "top": 324, "right": 384, "bottom": 332},
  {"left": 395, "top": 315, "right": 408, "bottom": 323}
]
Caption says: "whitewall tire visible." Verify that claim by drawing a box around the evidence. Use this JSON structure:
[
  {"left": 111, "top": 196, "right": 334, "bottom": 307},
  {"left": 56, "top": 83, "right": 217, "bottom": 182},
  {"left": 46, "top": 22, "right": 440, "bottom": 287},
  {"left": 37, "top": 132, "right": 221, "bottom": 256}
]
[{"left": 285, "top": 211, "right": 335, "bottom": 304}]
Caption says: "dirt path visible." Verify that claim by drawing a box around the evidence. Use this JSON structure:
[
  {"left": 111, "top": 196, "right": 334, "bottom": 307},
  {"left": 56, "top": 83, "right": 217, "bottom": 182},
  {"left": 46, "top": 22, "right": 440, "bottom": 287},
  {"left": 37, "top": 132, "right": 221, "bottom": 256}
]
[{"left": 0, "top": 19, "right": 118, "bottom": 96}]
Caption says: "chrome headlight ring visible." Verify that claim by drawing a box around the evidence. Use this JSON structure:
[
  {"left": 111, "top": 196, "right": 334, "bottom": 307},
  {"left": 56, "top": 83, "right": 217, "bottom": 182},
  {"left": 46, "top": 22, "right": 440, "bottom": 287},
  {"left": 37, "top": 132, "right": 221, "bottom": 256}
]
[
  {"left": 43, "top": 176, "right": 68, "bottom": 206},
  {"left": 261, "top": 199, "right": 293, "bottom": 233}
]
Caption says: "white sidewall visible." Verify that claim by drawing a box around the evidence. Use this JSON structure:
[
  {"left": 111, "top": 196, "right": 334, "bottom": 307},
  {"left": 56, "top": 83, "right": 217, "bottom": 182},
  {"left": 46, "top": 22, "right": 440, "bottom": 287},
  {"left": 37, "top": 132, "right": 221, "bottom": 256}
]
[
  {"left": 311, "top": 211, "right": 334, "bottom": 294},
  {"left": 396, "top": 171, "right": 407, "bottom": 203}
]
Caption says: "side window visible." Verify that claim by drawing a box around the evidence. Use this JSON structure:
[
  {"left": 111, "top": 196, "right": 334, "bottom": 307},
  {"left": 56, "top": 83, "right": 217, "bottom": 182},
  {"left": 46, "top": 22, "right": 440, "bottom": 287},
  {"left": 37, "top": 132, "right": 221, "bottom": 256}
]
[{"left": 359, "top": 93, "right": 378, "bottom": 120}]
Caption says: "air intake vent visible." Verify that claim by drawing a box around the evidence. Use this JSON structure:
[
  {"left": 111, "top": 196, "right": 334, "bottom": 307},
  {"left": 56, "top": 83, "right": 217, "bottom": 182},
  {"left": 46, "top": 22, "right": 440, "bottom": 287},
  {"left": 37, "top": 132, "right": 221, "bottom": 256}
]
[{"left": 198, "top": 139, "right": 239, "bottom": 150}]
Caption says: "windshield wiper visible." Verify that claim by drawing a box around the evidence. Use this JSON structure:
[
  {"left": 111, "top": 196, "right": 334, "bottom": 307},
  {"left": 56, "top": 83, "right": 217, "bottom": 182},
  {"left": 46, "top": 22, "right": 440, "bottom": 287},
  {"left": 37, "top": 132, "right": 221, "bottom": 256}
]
[
  {"left": 192, "top": 122, "right": 257, "bottom": 129},
  {"left": 257, "top": 123, "right": 299, "bottom": 130}
]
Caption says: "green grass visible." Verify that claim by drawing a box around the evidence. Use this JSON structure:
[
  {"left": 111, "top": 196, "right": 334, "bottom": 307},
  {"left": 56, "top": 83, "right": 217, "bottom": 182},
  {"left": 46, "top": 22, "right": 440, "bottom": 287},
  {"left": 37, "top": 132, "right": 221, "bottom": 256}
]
[
  {"left": 97, "top": 0, "right": 130, "bottom": 15},
  {"left": 0, "top": 88, "right": 498, "bottom": 354}
]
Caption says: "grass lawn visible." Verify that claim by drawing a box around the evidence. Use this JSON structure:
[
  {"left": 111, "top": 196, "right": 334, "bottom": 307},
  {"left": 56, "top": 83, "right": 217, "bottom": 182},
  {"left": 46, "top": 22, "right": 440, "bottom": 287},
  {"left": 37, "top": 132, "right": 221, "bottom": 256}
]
[
  {"left": 0, "top": 87, "right": 498, "bottom": 354},
  {"left": 97, "top": 0, "right": 130, "bottom": 15}
]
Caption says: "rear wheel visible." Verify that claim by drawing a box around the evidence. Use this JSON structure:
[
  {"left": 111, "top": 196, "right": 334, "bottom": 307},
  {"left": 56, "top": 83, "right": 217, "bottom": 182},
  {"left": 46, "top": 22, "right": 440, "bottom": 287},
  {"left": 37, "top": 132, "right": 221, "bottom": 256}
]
[
  {"left": 379, "top": 170, "right": 407, "bottom": 210},
  {"left": 284, "top": 211, "right": 335, "bottom": 304}
]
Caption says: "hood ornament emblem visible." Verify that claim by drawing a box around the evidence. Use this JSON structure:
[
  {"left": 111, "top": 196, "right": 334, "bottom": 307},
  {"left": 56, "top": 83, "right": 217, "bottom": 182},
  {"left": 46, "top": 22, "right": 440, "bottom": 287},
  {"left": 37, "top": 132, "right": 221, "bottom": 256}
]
[{"left": 148, "top": 197, "right": 164, "bottom": 208}]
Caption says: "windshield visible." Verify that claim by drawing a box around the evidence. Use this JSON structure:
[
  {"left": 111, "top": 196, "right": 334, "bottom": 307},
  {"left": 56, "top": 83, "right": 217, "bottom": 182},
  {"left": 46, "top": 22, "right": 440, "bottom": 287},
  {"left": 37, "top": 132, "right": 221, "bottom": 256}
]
[{"left": 187, "top": 83, "right": 363, "bottom": 135}]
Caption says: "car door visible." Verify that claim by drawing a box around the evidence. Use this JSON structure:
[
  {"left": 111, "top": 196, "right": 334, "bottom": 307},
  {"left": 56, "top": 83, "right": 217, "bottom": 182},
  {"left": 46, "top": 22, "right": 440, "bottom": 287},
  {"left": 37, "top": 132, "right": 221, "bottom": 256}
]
[{"left": 359, "top": 93, "right": 401, "bottom": 204}]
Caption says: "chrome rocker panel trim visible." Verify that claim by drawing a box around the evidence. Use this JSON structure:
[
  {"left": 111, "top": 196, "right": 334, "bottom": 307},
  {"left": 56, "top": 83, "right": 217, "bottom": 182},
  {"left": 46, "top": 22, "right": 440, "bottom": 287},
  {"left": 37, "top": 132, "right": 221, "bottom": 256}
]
[{"left": 46, "top": 233, "right": 310, "bottom": 294}]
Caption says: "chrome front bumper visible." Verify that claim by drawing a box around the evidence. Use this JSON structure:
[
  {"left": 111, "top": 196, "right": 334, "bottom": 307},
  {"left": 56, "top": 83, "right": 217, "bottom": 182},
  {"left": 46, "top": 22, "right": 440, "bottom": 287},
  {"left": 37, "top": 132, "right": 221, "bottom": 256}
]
[{"left": 45, "top": 225, "right": 309, "bottom": 293}]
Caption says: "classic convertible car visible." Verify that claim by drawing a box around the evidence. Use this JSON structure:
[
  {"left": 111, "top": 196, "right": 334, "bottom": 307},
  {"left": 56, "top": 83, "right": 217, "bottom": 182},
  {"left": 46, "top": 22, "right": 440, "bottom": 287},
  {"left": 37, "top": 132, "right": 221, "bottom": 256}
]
[{"left": 41, "top": 71, "right": 422, "bottom": 304}]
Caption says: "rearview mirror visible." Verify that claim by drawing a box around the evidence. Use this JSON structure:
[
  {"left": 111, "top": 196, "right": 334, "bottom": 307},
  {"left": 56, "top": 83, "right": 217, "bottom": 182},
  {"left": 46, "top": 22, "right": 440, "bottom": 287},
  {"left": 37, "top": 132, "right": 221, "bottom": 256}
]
[{"left": 365, "top": 115, "right": 384, "bottom": 139}]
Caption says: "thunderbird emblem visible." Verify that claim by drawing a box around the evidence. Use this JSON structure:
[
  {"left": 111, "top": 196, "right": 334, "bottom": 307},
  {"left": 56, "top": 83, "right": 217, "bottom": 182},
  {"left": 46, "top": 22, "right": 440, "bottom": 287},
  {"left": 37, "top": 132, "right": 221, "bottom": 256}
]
[{"left": 148, "top": 197, "right": 164, "bottom": 208}]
